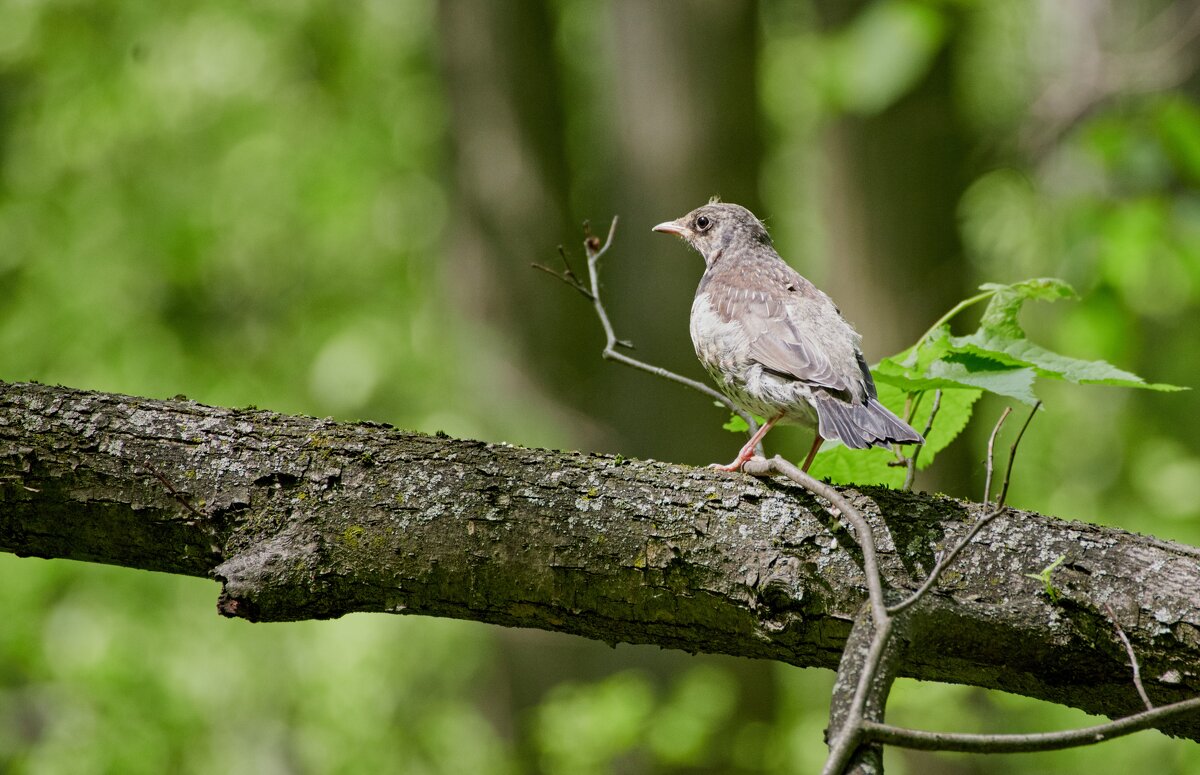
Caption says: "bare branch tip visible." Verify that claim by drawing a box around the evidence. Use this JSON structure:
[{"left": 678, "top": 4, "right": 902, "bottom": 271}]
[
  {"left": 984, "top": 406, "right": 1014, "bottom": 505},
  {"left": 996, "top": 400, "right": 1041, "bottom": 509}
]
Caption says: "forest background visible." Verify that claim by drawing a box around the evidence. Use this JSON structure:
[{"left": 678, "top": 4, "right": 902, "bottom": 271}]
[{"left": 1, "top": 1, "right": 1199, "bottom": 773}]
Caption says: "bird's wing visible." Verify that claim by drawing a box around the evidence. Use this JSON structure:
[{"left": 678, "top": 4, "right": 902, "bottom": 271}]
[{"left": 708, "top": 265, "right": 870, "bottom": 398}]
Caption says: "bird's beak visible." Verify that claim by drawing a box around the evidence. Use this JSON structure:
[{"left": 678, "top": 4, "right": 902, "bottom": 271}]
[{"left": 652, "top": 220, "right": 687, "bottom": 237}]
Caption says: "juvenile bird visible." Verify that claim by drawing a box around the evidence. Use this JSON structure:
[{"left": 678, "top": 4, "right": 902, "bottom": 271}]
[{"left": 653, "top": 201, "right": 923, "bottom": 472}]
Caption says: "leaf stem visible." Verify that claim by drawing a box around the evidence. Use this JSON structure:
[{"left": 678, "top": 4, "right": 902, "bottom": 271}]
[{"left": 915, "top": 289, "right": 997, "bottom": 345}]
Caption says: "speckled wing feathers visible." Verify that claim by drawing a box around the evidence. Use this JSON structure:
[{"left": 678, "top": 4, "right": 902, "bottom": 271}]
[
  {"left": 701, "top": 255, "right": 868, "bottom": 399},
  {"left": 667, "top": 200, "right": 922, "bottom": 454},
  {"left": 694, "top": 248, "right": 921, "bottom": 448}
]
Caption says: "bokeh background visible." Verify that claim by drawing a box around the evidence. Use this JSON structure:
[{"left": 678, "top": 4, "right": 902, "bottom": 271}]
[{"left": 2, "top": 0, "right": 1199, "bottom": 772}]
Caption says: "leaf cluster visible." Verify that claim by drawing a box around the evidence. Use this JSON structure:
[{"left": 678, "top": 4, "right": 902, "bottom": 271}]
[{"left": 747, "top": 278, "right": 1185, "bottom": 486}]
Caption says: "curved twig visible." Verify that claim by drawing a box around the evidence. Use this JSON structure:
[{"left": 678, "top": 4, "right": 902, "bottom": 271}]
[
  {"left": 740, "top": 455, "right": 894, "bottom": 775},
  {"left": 862, "top": 696, "right": 1200, "bottom": 753},
  {"left": 889, "top": 402, "right": 1040, "bottom": 616},
  {"left": 540, "top": 217, "right": 761, "bottom": 443},
  {"left": 1105, "top": 602, "right": 1153, "bottom": 712}
]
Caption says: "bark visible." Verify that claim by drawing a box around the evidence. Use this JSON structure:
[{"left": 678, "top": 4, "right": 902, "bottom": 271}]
[
  {"left": 2, "top": 380, "right": 1198, "bottom": 740},
  {"left": 827, "top": 608, "right": 909, "bottom": 774}
]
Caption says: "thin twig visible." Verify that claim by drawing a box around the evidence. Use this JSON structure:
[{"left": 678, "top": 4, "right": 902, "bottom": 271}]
[
  {"left": 742, "top": 455, "right": 887, "bottom": 628},
  {"left": 887, "top": 506, "right": 1005, "bottom": 617},
  {"left": 147, "top": 465, "right": 204, "bottom": 519},
  {"left": 903, "top": 389, "right": 942, "bottom": 491},
  {"left": 1105, "top": 603, "right": 1153, "bottom": 712},
  {"left": 892, "top": 391, "right": 924, "bottom": 469},
  {"left": 530, "top": 262, "right": 593, "bottom": 299},
  {"left": 995, "top": 401, "right": 1041, "bottom": 510},
  {"left": 889, "top": 402, "right": 1040, "bottom": 616},
  {"left": 983, "top": 407, "right": 1012, "bottom": 506},
  {"left": 861, "top": 696, "right": 1200, "bottom": 753},
  {"left": 540, "top": 216, "right": 761, "bottom": 441},
  {"left": 531, "top": 242, "right": 594, "bottom": 298}
]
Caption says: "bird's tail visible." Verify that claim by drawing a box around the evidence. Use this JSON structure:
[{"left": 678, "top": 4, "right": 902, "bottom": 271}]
[{"left": 813, "top": 394, "right": 924, "bottom": 450}]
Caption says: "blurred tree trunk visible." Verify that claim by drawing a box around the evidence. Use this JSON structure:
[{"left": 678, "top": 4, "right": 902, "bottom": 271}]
[
  {"left": 438, "top": 1, "right": 764, "bottom": 465},
  {"left": 595, "top": 2, "right": 765, "bottom": 466},
  {"left": 436, "top": 0, "right": 598, "bottom": 448},
  {"left": 561, "top": 12, "right": 777, "bottom": 753}
]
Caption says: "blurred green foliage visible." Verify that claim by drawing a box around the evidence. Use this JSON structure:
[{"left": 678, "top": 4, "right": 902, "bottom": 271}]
[
  {"left": 2, "top": 0, "right": 1198, "bottom": 773},
  {"left": 534, "top": 666, "right": 738, "bottom": 772}
]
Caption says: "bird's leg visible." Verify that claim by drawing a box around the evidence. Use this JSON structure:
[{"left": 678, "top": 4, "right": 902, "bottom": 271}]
[
  {"left": 800, "top": 433, "right": 824, "bottom": 473},
  {"left": 711, "top": 415, "right": 781, "bottom": 472}
]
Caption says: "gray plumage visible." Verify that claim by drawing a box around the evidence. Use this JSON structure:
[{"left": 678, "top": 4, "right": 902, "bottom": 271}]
[{"left": 653, "top": 201, "right": 922, "bottom": 469}]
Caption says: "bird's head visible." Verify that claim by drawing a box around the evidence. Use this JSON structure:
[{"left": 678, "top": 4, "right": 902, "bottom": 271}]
[{"left": 652, "top": 201, "right": 771, "bottom": 266}]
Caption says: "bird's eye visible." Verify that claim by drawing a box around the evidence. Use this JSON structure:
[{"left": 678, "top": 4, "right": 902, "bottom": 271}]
[{"left": 695, "top": 215, "right": 712, "bottom": 231}]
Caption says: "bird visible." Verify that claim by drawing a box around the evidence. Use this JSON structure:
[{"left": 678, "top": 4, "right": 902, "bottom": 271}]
[{"left": 653, "top": 200, "right": 923, "bottom": 473}]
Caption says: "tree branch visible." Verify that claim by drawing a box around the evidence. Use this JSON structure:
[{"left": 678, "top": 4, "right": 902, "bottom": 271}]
[
  {"left": 2, "top": 380, "right": 1199, "bottom": 740},
  {"left": 537, "top": 217, "right": 762, "bottom": 443},
  {"left": 862, "top": 696, "right": 1200, "bottom": 753}
]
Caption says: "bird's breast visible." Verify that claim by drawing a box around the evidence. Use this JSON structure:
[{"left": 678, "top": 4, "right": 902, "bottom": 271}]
[
  {"left": 690, "top": 292, "right": 749, "bottom": 375},
  {"left": 690, "top": 289, "right": 820, "bottom": 425}
]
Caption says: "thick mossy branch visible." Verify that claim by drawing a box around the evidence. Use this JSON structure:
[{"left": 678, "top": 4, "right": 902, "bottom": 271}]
[{"left": 1, "top": 381, "right": 1198, "bottom": 739}]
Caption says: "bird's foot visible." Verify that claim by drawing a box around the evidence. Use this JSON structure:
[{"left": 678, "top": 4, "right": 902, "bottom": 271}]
[{"left": 708, "top": 451, "right": 761, "bottom": 472}]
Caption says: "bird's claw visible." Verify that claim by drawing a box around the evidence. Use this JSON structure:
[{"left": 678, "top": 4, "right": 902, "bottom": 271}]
[{"left": 708, "top": 453, "right": 764, "bottom": 472}]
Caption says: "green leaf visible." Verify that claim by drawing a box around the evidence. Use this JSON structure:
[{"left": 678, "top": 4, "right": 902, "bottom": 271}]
[
  {"left": 951, "top": 332, "right": 1183, "bottom": 391},
  {"left": 977, "top": 277, "right": 1077, "bottom": 335},
  {"left": 722, "top": 411, "right": 765, "bottom": 434},
  {"left": 883, "top": 277, "right": 1185, "bottom": 401},
  {"left": 925, "top": 358, "right": 1039, "bottom": 405},
  {"left": 877, "top": 360, "right": 1037, "bottom": 405},
  {"left": 875, "top": 330, "right": 1039, "bottom": 404},
  {"left": 722, "top": 414, "right": 749, "bottom": 433},
  {"left": 951, "top": 277, "right": 1185, "bottom": 392},
  {"left": 808, "top": 444, "right": 903, "bottom": 488}
]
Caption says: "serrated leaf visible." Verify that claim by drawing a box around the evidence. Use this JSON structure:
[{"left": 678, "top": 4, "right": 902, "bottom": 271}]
[
  {"left": 886, "top": 276, "right": 1184, "bottom": 398},
  {"left": 967, "top": 276, "right": 1139, "bottom": 388},
  {"left": 974, "top": 278, "right": 1073, "bottom": 336},
  {"left": 952, "top": 332, "right": 1185, "bottom": 391},
  {"left": 926, "top": 358, "right": 1039, "bottom": 405},
  {"left": 808, "top": 444, "right": 904, "bottom": 488},
  {"left": 978, "top": 277, "right": 1076, "bottom": 301},
  {"left": 875, "top": 355, "right": 1037, "bottom": 404},
  {"left": 978, "top": 281, "right": 1072, "bottom": 336}
]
